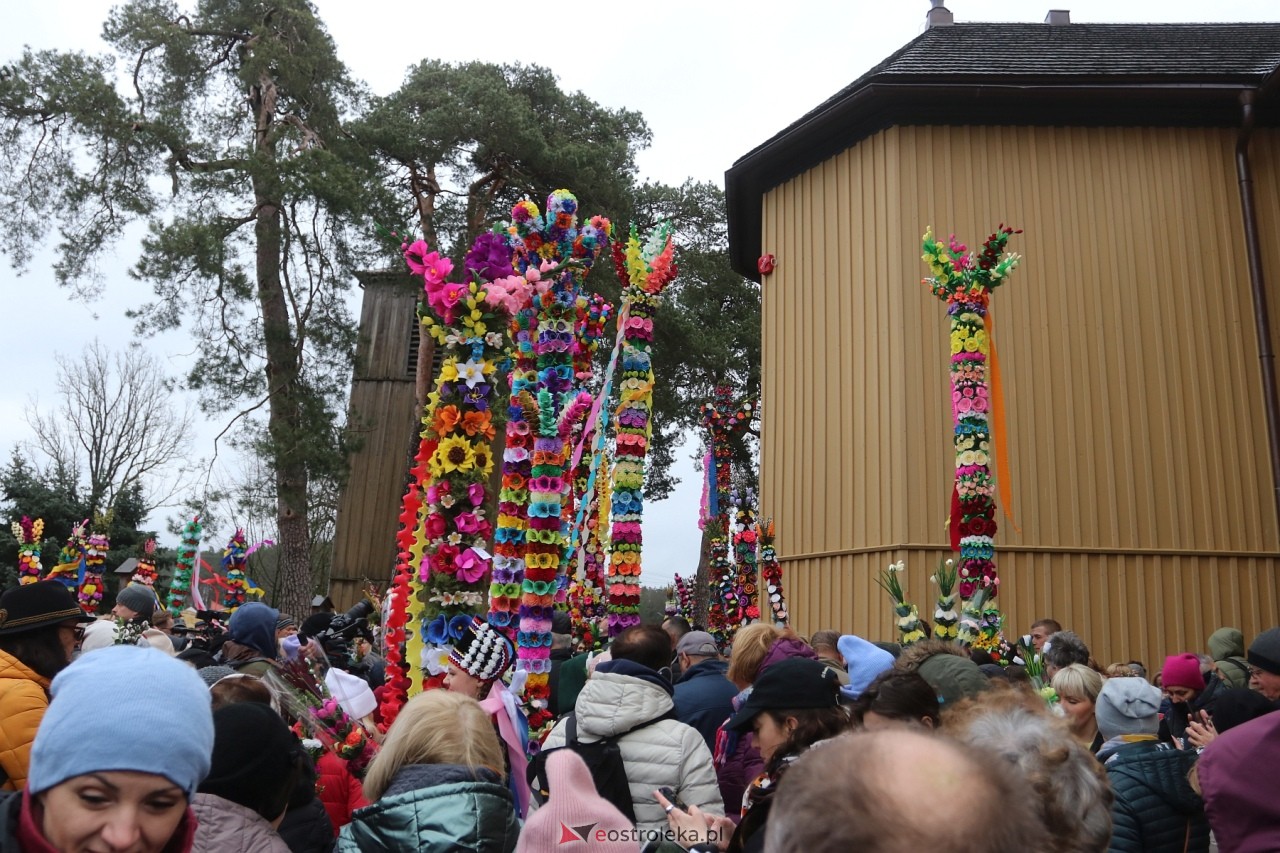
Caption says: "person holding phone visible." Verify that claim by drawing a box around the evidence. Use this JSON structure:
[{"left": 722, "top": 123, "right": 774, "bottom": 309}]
[
  {"left": 658, "top": 658, "right": 849, "bottom": 853},
  {"left": 1160, "top": 653, "right": 1225, "bottom": 749}
]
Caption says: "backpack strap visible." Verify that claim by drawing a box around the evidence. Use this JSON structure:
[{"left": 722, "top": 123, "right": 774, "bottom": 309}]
[
  {"left": 566, "top": 712, "right": 579, "bottom": 746},
  {"left": 1220, "top": 657, "right": 1251, "bottom": 682}
]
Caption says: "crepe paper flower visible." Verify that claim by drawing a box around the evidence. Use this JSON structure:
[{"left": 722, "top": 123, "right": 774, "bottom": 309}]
[
  {"left": 422, "top": 644, "right": 453, "bottom": 676},
  {"left": 453, "top": 548, "right": 489, "bottom": 585},
  {"left": 434, "top": 435, "right": 477, "bottom": 475},
  {"left": 432, "top": 404, "right": 462, "bottom": 437},
  {"left": 456, "top": 359, "right": 487, "bottom": 388}
]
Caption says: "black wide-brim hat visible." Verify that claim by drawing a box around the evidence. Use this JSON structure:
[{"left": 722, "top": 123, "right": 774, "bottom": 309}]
[
  {"left": 726, "top": 657, "right": 843, "bottom": 733},
  {"left": 0, "top": 580, "right": 94, "bottom": 635}
]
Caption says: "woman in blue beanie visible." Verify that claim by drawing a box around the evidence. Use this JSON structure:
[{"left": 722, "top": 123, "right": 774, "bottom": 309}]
[{"left": 0, "top": 644, "right": 215, "bottom": 852}]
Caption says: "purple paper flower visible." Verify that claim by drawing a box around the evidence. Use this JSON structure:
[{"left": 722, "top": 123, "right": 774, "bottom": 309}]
[{"left": 465, "top": 232, "right": 515, "bottom": 282}]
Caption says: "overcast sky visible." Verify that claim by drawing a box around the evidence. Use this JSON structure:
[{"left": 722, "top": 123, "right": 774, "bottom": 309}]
[{"left": 2, "top": 0, "right": 1276, "bottom": 586}]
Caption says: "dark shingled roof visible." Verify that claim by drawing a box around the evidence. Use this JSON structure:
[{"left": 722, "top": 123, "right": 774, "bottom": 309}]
[{"left": 726, "top": 22, "right": 1280, "bottom": 277}]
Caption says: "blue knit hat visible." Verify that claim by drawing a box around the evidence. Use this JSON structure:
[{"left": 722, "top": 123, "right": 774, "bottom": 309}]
[
  {"left": 29, "top": 645, "right": 214, "bottom": 796},
  {"left": 837, "top": 634, "right": 895, "bottom": 699},
  {"left": 228, "top": 601, "right": 280, "bottom": 659}
]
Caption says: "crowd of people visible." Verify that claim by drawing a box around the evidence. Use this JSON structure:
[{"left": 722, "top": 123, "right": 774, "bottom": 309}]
[{"left": 0, "top": 577, "right": 1277, "bottom": 852}]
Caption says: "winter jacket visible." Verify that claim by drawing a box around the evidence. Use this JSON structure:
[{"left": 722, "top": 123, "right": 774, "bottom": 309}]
[
  {"left": 1165, "top": 672, "right": 1228, "bottom": 746},
  {"left": 277, "top": 796, "right": 334, "bottom": 853},
  {"left": 0, "top": 650, "right": 50, "bottom": 793},
  {"left": 315, "top": 752, "right": 367, "bottom": 834},
  {"left": 540, "top": 662, "right": 725, "bottom": 833},
  {"left": 674, "top": 658, "right": 739, "bottom": 751},
  {"left": 190, "top": 792, "right": 292, "bottom": 853},
  {"left": 0, "top": 792, "right": 25, "bottom": 853},
  {"left": 546, "top": 646, "right": 576, "bottom": 717},
  {"left": 1208, "top": 628, "right": 1253, "bottom": 690},
  {"left": 1197, "top": 710, "right": 1280, "bottom": 853},
  {"left": 1101, "top": 739, "right": 1209, "bottom": 853},
  {"left": 336, "top": 764, "right": 518, "bottom": 853}
]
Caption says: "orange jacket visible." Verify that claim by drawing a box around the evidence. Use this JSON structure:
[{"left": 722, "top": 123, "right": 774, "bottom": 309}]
[{"left": 0, "top": 650, "right": 51, "bottom": 793}]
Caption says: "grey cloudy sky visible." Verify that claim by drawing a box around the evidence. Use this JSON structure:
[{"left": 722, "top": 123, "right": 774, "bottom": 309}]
[{"left": 2, "top": 0, "right": 1275, "bottom": 585}]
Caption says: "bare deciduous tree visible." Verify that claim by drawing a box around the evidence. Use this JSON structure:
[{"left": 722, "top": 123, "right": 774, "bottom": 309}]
[{"left": 24, "top": 340, "right": 194, "bottom": 516}]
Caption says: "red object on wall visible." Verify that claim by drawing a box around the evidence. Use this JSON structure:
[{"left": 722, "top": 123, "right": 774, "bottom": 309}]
[{"left": 757, "top": 254, "right": 776, "bottom": 275}]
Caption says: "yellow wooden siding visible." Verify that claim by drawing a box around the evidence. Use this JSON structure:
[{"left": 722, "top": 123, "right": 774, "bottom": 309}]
[{"left": 760, "top": 125, "right": 1280, "bottom": 664}]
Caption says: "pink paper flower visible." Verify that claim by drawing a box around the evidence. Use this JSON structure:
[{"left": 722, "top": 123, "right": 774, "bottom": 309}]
[{"left": 454, "top": 548, "right": 489, "bottom": 584}]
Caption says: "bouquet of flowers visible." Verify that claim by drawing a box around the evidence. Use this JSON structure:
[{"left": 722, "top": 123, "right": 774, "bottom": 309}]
[
  {"left": 1019, "top": 639, "right": 1061, "bottom": 712},
  {"left": 267, "top": 642, "right": 380, "bottom": 779},
  {"left": 132, "top": 539, "right": 159, "bottom": 586}
]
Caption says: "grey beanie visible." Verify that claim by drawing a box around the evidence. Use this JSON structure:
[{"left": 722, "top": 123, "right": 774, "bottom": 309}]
[
  {"left": 1247, "top": 626, "right": 1280, "bottom": 675},
  {"left": 115, "top": 583, "right": 158, "bottom": 620},
  {"left": 1096, "top": 677, "right": 1162, "bottom": 739}
]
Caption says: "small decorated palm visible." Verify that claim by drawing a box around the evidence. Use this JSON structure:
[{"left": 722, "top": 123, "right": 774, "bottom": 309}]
[
  {"left": 875, "top": 561, "right": 925, "bottom": 645},
  {"left": 931, "top": 559, "right": 961, "bottom": 641}
]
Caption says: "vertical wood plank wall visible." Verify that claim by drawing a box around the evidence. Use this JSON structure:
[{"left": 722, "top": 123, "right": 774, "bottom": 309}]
[
  {"left": 760, "top": 125, "right": 1280, "bottom": 665},
  {"left": 330, "top": 274, "right": 422, "bottom": 609}
]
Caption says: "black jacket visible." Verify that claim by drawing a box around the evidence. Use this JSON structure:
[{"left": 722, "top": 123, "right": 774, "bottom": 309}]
[
  {"left": 0, "top": 792, "right": 20, "bottom": 853},
  {"left": 1102, "top": 740, "right": 1209, "bottom": 853},
  {"left": 1162, "top": 672, "right": 1227, "bottom": 746}
]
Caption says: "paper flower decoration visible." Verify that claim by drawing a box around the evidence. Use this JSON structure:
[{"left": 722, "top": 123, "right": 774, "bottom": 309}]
[
  {"left": 921, "top": 226, "right": 1020, "bottom": 603},
  {"left": 78, "top": 522, "right": 110, "bottom": 615},
  {"left": 168, "top": 516, "right": 201, "bottom": 617},
  {"left": 758, "top": 519, "right": 787, "bottom": 627},
  {"left": 875, "top": 561, "right": 925, "bottom": 646},
  {"left": 221, "top": 529, "right": 249, "bottom": 611},
  {"left": 12, "top": 516, "right": 43, "bottom": 585},
  {"left": 131, "top": 538, "right": 159, "bottom": 587}
]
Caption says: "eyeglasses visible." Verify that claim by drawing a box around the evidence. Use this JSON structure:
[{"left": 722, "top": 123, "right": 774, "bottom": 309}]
[
  {"left": 1249, "top": 666, "right": 1264, "bottom": 678},
  {"left": 59, "top": 623, "right": 86, "bottom": 643}
]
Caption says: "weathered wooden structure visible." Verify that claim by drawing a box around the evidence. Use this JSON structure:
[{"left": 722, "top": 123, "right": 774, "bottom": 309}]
[
  {"left": 329, "top": 270, "right": 431, "bottom": 609},
  {"left": 726, "top": 13, "right": 1280, "bottom": 665}
]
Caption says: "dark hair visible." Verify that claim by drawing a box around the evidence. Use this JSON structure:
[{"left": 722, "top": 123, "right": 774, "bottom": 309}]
[
  {"left": 610, "top": 625, "right": 673, "bottom": 672},
  {"left": 761, "top": 706, "right": 851, "bottom": 774},
  {"left": 1042, "top": 631, "right": 1091, "bottom": 671},
  {"left": 0, "top": 625, "right": 73, "bottom": 681},
  {"left": 1032, "top": 619, "right": 1063, "bottom": 634},
  {"left": 661, "top": 615, "right": 691, "bottom": 637},
  {"left": 210, "top": 674, "right": 275, "bottom": 711},
  {"left": 850, "top": 671, "right": 941, "bottom": 729}
]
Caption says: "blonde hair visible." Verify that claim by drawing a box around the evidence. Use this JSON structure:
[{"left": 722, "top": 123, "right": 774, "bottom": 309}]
[
  {"left": 1051, "top": 663, "right": 1104, "bottom": 704},
  {"left": 361, "top": 691, "right": 504, "bottom": 801},
  {"left": 727, "top": 623, "right": 782, "bottom": 688}
]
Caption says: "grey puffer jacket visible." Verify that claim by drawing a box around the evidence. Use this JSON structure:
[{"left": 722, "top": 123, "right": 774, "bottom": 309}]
[
  {"left": 336, "top": 764, "right": 518, "bottom": 853},
  {"left": 191, "top": 792, "right": 292, "bottom": 853},
  {"left": 539, "top": 666, "right": 725, "bottom": 834}
]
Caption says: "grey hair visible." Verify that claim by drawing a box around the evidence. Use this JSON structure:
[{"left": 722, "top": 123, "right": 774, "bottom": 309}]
[{"left": 945, "top": 690, "right": 1113, "bottom": 853}]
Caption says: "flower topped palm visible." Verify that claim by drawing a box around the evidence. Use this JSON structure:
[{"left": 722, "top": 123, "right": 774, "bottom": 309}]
[
  {"left": 921, "top": 226, "right": 1020, "bottom": 603},
  {"left": 931, "top": 559, "right": 960, "bottom": 640},
  {"left": 875, "top": 561, "right": 925, "bottom": 645}
]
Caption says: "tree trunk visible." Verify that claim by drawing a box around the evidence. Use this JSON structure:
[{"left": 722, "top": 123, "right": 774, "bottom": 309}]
[{"left": 253, "top": 77, "right": 312, "bottom": 622}]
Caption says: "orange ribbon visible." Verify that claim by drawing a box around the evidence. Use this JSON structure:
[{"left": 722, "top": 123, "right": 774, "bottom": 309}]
[{"left": 984, "top": 309, "right": 1020, "bottom": 532}]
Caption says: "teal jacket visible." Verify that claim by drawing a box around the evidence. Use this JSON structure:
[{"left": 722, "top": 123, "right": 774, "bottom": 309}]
[{"left": 336, "top": 764, "right": 519, "bottom": 853}]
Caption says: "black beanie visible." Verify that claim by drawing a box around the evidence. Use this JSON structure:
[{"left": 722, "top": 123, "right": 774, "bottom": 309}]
[{"left": 200, "top": 703, "right": 300, "bottom": 821}]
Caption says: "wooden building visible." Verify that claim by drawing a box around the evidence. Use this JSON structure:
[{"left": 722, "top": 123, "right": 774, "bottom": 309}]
[
  {"left": 725, "top": 10, "right": 1280, "bottom": 666},
  {"left": 328, "top": 270, "right": 431, "bottom": 609}
]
